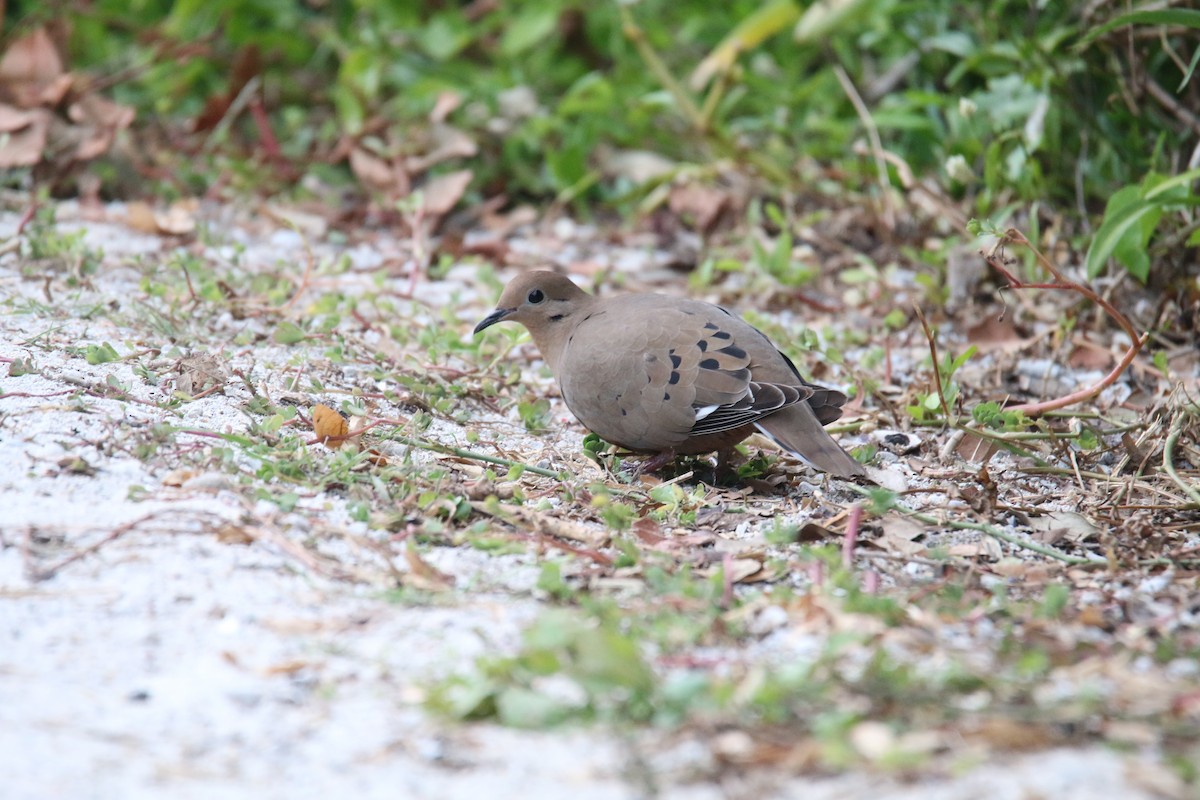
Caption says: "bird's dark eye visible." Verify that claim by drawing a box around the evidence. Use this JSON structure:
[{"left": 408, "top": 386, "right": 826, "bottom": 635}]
[{"left": 527, "top": 289, "right": 545, "bottom": 304}]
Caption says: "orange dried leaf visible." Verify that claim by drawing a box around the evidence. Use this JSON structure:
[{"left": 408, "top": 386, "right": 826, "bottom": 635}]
[{"left": 312, "top": 404, "right": 349, "bottom": 448}]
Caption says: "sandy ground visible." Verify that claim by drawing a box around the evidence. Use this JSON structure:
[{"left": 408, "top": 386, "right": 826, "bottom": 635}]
[{"left": 0, "top": 203, "right": 1180, "bottom": 799}]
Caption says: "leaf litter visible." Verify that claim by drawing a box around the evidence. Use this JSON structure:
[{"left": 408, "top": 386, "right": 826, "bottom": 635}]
[{"left": 0, "top": 195, "right": 1197, "bottom": 799}]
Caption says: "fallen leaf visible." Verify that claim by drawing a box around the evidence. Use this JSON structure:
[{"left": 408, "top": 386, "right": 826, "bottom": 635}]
[
  {"left": 216, "top": 523, "right": 255, "bottom": 545},
  {"left": 429, "top": 90, "right": 462, "bottom": 123},
  {"left": 421, "top": 169, "right": 473, "bottom": 217},
  {"left": 0, "top": 27, "right": 66, "bottom": 107},
  {"left": 313, "top": 404, "right": 349, "bottom": 448},
  {"left": 668, "top": 182, "right": 732, "bottom": 233},
  {"left": 405, "top": 125, "right": 477, "bottom": 173},
  {"left": 350, "top": 146, "right": 409, "bottom": 196},
  {"left": 964, "top": 718, "right": 1059, "bottom": 751},
  {"left": 1068, "top": 337, "right": 1115, "bottom": 370},
  {"left": 161, "top": 468, "right": 198, "bottom": 487},
  {"left": 174, "top": 354, "right": 227, "bottom": 396},
  {"left": 966, "top": 315, "right": 1029, "bottom": 353},
  {"left": 404, "top": 541, "right": 455, "bottom": 591},
  {"left": 631, "top": 516, "right": 665, "bottom": 544},
  {"left": 795, "top": 521, "right": 837, "bottom": 542},
  {"left": 263, "top": 659, "right": 313, "bottom": 676},
  {"left": 946, "top": 538, "right": 1003, "bottom": 559},
  {"left": 0, "top": 105, "right": 50, "bottom": 167},
  {"left": 154, "top": 200, "right": 197, "bottom": 236},
  {"left": 1026, "top": 511, "right": 1099, "bottom": 545},
  {"left": 66, "top": 92, "right": 135, "bottom": 160},
  {"left": 125, "top": 201, "right": 159, "bottom": 233}
]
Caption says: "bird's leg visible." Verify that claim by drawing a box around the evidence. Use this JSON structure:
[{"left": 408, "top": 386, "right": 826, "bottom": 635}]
[
  {"left": 633, "top": 449, "right": 677, "bottom": 476},
  {"left": 715, "top": 448, "right": 739, "bottom": 483}
]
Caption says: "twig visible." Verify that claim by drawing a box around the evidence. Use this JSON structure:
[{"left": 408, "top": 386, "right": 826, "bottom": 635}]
[
  {"left": 913, "top": 304, "right": 951, "bottom": 420},
  {"left": 388, "top": 433, "right": 563, "bottom": 479},
  {"left": 984, "top": 228, "right": 1148, "bottom": 416},
  {"left": 23, "top": 510, "right": 228, "bottom": 581},
  {"left": 834, "top": 64, "right": 895, "bottom": 231}
]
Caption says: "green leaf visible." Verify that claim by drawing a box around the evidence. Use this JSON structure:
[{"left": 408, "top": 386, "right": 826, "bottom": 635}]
[
  {"left": 496, "top": 686, "right": 571, "bottom": 728},
  {"left": 8, "top": 357, "right": 35, "bottom": 376},
  {"left": 691, "top": 0, "right": 800, "bottom": 89},
  {"left": 794, "top": 0, "right": 876, "bottom": 44},
  {"left": 1078, "top": 9, "right": 1200, "bottom": 49},
  {"left": 1182, "top": 47, "right": 1200, "bottom": 91},
  {"left": 501, "top": 6, "right": 559, "bottom": 57},
  {"left": 1085, "top": 198, "right": 1159, "bottom": 280},
  {"left": 85, "top": 342, "right": 121, "bottom": 364},
  {"left": 273, "top": 321, "right": 306, "bottom": 344}
]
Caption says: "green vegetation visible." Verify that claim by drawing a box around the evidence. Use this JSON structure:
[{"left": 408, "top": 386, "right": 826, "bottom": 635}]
[{"left": 7, "top": 1, "right": 1199, "bottom": 283}]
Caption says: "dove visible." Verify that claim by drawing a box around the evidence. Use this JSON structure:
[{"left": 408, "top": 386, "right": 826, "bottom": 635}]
[{"left": 474, "top": 271, "right": 864, "bottom": 478}]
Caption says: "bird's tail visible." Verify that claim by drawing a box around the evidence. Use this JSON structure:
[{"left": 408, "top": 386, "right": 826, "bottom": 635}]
[{"left": 755, "top": 405, "right": 865, "bottom": 478}]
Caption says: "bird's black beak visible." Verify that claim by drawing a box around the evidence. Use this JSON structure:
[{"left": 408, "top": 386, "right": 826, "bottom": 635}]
[{"left": 473, "top": 307, "right": 513, "bottom": 335}]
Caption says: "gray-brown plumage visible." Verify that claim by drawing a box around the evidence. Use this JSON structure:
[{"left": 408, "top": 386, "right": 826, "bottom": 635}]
[{"left": 474, "top": 271, "right": 864, "bottom": 478}]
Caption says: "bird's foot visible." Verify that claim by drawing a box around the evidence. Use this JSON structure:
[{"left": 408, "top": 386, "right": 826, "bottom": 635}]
[{"left": 630, "top": 449, "right": 676, "bottom": 478}]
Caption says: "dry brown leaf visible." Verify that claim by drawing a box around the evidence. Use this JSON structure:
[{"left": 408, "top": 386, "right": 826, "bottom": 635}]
[
  {"left": 313, "top": 404, "right": 349, "bottom": 449},
  {"left": 946, "top": 538, "right": 1003, "bottom": 559},
  {"left": 363, "top": 448, "right": 389, "bottom": 467},
  {"left": 631, "top": 516, "right": 665, "bottom": 545},
  {"left": 405, "top": 125, "right": 477, "bottom": 173},
  {"left": 1026, "top": 511, "right": 1099, "bottom": 545},
  {"left": 964, "top": 718, "right": 1059, "bottom": 751},
  {"left": 0, "top": 27, "right": 66, "bottom": 107},
  {"left": 66, "top": 92, "right": 135, "bottom": 160},
  {"left": 175, "top": 354, "right": 227, "bottom": 396},
  {"left": 0, "top": 105, "right": 50, "bottom": 167},
  {"left": 263, "top": 659, "right": 313, "bottom": 676},
  {"left": 262, "top": 203, "right": 329, "bottom": 238},
  {"left": 350, "top": 146, "right": 409, "bottom": 196},
  {"left": 1067, "top": 335, "right": 1117, "bottom": 370},
  {"left": 421, "top": 169, "right": 473, "bottom": 217},
  {"left": 965, "top": 315, "right": 1029, "bottom": 353},
  {"left": 429, "top": 90, "right": 462, "bottom": 123},
  {"left": 125, "top": 201, "right": 159, "bottom": 233},
  {"left": 795, "top": 521, "right": 837, "bottom": 542},
  {"left": 668, "top": 183, "right": 732, "bottom": 233},
  {"left": 876, "top": 513, "right": 927, "bottom": 556},
  {"left": 403, "top": 541, "right": 455, "bottom": 592},
  {"left": 154, "top": 201, "right": 198, "bottom": 236},
  {"left": 216, "top": 523, "right": 254, "bottom": 546},
  {"left": 161, "top": 468, "right": 198, "bottom": 487}
]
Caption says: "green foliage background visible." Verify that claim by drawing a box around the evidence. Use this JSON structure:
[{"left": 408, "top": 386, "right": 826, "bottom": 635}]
[{"left": 6, "top": 0, "right": 1200, "bottom": 255}]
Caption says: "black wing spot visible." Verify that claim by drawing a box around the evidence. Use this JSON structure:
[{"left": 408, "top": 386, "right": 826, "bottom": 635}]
[
  {"left": 704, "top": 321, "right": 719, "bottom": 331},
  {"left": 663, "top": 392, "right": 670, "bottom": 401},
  {"left": 621, "top": 408, "right": 627, "bottom": 416},
  {"left": 699, "top": 358, "right": 720, "bottom": 370},
  {"left": 670, "top": 354, "right": 682, "bottom": 368},
  {"left": 697, "top": 339, "right": 708, "bottom": 351},
  {"left": 712, "top": 330, "right": 732, "bottom": 340},
  {"left": 669, "top": 371, "right": 680, "bottom": 385},
  {"left": 717, "top": 344, "right": 746, "bottom": 360}
]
